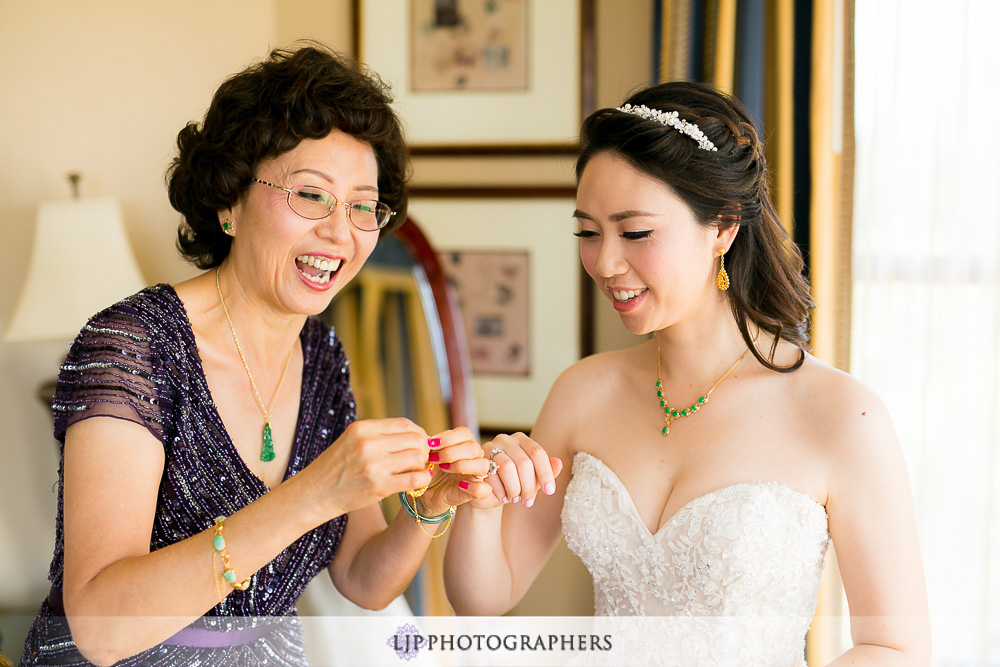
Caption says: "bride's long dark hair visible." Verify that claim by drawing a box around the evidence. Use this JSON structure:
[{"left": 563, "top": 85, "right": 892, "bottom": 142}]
[{"left": 576, "top": 81, "right": 813, "bottom": 372}]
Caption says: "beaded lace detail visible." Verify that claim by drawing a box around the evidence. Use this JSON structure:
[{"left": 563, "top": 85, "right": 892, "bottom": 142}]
[{"left": 561, "top": 451, "right": 829, "bottom": 665}]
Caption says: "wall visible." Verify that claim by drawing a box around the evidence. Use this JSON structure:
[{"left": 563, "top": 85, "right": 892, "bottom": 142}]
[{"left": 0, "top": 0, "right": 653, "bottom": 649}]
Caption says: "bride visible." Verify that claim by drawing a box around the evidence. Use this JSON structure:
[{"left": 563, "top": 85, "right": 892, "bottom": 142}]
[{"left": 444, "top": 82, "right": 930, "bottom": 664}]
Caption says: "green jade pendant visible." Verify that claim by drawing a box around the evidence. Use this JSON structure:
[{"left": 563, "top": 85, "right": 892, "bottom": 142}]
[{"left": 261, "top": 422, "right": 276, "bottom": 462}]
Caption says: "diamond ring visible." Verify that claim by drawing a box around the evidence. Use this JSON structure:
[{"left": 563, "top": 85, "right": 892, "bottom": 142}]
[{"left": 475, "top": 459, "right": 500, "bottom": 480}]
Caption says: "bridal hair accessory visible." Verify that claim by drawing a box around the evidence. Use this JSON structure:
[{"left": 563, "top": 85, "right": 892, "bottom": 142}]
[
  {"left": 716, "top": 249, "right": 730, "bottom": 291},
  {"left": 655, "top": 344, "right": 750, "bottom": 435},
  {"left": 216, "top": 266, "right": 296, "bottom": 462},
  {"left": 616, "top": 103, "right": 718, "bottom": 152},
  {"left": 212, "top": 516, "right": 251, "bottom": 605}
]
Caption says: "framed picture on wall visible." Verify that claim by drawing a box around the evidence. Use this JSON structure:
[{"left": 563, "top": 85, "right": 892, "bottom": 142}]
[
  {"left": 354, "top": 0, "right": 595, "bottom": 154},
  {"left": 439, "top": 250, "right": 530, "bottom": 376},
  {"left": 409, "top": 195, "right": 580, "bottom": 431},
  {"left": 410, "top": 0, "right": 528, "bottom": 92}
]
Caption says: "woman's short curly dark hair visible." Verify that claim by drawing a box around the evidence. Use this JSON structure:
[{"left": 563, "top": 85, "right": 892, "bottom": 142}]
[{"left": 168, "top": 44, "right": 410, "bottom": 269}]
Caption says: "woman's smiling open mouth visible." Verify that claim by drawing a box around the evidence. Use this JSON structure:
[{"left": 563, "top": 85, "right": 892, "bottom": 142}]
[{"left": 296, "top": 254, "right": 343, "bottom": 286}]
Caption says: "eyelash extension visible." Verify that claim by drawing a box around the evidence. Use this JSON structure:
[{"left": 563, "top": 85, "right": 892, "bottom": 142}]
[
  {"left": 622, "top": 230, "right": 653, "bottom": 240},
  {"left": 573, "top": 230, "right": 598, "bottom": 238}
]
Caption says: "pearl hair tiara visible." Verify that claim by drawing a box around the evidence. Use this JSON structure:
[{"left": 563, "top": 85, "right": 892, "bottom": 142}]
[{"left": 615, "top": 103, "right": 718, "bottom": 152}]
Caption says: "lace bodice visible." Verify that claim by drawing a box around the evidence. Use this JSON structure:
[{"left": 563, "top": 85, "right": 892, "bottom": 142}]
[{"left": 562, "top": 451, "right": 830, "bottom": 665}]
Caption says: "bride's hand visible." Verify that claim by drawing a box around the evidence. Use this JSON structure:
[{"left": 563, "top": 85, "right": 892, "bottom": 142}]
[
  {"left": 415, "top": 426, "right": 493, "bottom": 515},
  {"left": 471, "top": 432, "right": 564, "bottom": 509}
]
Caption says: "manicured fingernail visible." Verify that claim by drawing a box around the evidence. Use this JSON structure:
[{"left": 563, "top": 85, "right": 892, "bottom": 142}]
[
  {"left": 502, "top": 496, "right": 509, "bottom": 503},
  {"left": 524, "top": 498, "right": 535, "bottom": 508},
  {"left": 428, "top": 438, "right": 441, "bottom": 448},
  {"left": 439, "top": 462, "right": 451, "bottom": 470},
  {"left": 459, "top": 481, "right": 469, "bottom": 490},
  {"left": 428, "top": 452, "right": 440, "bottom": 462},
  {"left": 511, "top": 496, "right": 520, "bottom": 504},
  {"left": 544, "top": 482, "right": 555, "bottom": 495}
]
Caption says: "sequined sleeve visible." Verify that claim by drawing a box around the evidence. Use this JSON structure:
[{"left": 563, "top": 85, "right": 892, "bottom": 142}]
[{"left": 52, "top": 304, "right": 167, "bottom": 444}]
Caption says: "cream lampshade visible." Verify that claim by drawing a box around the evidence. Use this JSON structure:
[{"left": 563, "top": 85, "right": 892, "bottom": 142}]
[{"left": 5, "top": 197, "right": 147, "bottom": 342}]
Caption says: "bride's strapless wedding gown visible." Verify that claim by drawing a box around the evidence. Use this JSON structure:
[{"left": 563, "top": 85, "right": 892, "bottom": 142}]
[{"left": 561, "top": 451, "right": 830, "bottom": 666}]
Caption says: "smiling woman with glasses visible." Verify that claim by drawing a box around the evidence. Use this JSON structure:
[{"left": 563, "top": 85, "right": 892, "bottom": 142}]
[{"left": 20, "top": 44, "right": 493, "bottom": 667}]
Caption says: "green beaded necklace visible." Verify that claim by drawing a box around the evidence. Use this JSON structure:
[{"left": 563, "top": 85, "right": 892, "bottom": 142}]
[{"left": 656, "top": 343, "right": 751, "bottom": 436}]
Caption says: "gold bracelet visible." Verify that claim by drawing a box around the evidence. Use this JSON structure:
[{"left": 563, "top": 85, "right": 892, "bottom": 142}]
[
  {"left": 212, "top": 516, "right": 251, "bottom": 604},
  {"left": 402, "top": 493, "right": 456, "bottom": 539}
]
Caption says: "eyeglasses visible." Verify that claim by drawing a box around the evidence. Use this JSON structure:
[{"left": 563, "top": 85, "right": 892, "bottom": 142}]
[{"left": 253, "top": 178, "right": 395, "bottom": 231}]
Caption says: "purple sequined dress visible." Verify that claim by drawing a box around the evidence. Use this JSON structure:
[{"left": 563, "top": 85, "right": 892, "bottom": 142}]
[{"left": 21, "top": 284, "right": 352, "bottom": 666}]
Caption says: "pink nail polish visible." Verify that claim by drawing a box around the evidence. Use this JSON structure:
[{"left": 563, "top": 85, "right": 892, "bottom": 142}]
[
  {"left": 428, "top": 452, "right": 440, "bottom": 462},
  {"left": 511, "top": 496, "right": 520, "bottom": 504},
  {"left": 459, "top": 481, "right": 469, "bottom": 490},
  {"left": 525, "top": 498, "right": 535, "bottom": 508},
  {"left": 439, "top": 463, "right": 451, "bottom": 470},
  {"left": 502, "top": 496, "right": 509, "bottom": 503},
  {"left": 428, "top": 437, "right": 441, "bottom": 448},
  {"left": 544, "top": 482, "right": 555, "bottom": 495}
]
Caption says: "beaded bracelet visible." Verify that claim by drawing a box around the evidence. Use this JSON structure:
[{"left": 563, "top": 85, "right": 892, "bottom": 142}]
[
  {"left": 398, "top": 492, "right": 456, "bottom": 538},
  {"left": 212, "top": 516, "right": 251, "bottom": 605}
]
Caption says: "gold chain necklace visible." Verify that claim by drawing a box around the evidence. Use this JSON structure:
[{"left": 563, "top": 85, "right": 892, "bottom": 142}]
[
  {"left": 656, "top": 342, "right": 750, "bottom": 436},
  {"left": 216, "top": 267, "right": 296, "bottom": 462}
]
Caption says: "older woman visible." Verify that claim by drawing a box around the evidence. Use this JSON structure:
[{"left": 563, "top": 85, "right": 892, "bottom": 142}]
[{"left": 21, "top": 45, "right": 491, "bottom": 666}]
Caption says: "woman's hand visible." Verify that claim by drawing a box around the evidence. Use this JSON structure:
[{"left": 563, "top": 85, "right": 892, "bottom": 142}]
[
  {"left": 471, "top": 432, "right": 564, "bottom": 509},
  {"left": 302, "top": 418, "right": 435, "bottom": 520},
  {"left": 416, "top": 427, "right": 494, "bottom": 515}
]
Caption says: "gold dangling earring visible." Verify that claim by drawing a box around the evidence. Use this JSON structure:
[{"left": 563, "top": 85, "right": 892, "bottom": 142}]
[
  {"left": 222, "top": 218, "right": 234, "bottom": 235},
  {"left": 716, "top": 248, "right": 730, "bottom": 291}
]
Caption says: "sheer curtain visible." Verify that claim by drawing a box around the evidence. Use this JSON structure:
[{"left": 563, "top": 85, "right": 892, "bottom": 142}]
[{"left": 852, "top": 1, "right": 1000, "bottom": 663}]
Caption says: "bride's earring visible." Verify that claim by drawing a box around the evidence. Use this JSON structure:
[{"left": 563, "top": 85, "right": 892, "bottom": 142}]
[
  {"left": 222, "top": 218, "right": 234, "bottom": 235},
  {"left": 716, "top": 249, "right": 730, "bottom": 291}
]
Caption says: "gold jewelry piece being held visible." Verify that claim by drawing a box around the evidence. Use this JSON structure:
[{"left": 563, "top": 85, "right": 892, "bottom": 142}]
[
  {"left": 656, "top": 343, "right": 749, "bottom": 436},
  {"left": 408, "top": 462, "right": 435, "bottom": 498},
  {"left": 216, "top": 266, "right": 296, "bottom": 462},
  {"left": 716, "top": 248, "right": 730, "bottom": 291},
  {"left": 401, "top": 492, "right": 456, "bottom": 539}
]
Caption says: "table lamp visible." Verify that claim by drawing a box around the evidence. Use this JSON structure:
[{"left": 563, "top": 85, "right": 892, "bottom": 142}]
[{"left": 5, "top": 181, "right": 147, "bottom": 401}]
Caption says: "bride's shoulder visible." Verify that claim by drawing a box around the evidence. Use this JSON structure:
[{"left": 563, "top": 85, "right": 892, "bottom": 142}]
[
  {"left": 533, "top": 346, "right": 645, "bottom": 454},
  {"left": 789, "top": 353, "right": 899, "bottom": 457},
  {"left": 537, "top": 345, "right": 645, "bottom": 424},
  {"left": 552, "top": 346, "right": 643, "bottom": 397}
]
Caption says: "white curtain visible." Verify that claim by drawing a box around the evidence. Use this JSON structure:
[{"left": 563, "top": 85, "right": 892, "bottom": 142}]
[{"left": 852, "top": 1, "right": 1000, "bottom": 663}]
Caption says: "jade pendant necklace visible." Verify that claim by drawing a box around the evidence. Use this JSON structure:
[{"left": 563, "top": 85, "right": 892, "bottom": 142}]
[
  {"left": 656, "top": 342, "right": 750, "bottom": 436},
  {"left": 216, "top": 267, "right": 296, "bottom": 462}
]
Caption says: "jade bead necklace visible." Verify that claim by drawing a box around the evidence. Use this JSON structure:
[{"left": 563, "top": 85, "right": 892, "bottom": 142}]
[{"left": 656, "top": 343, "right": 751, "bottom": 436}]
